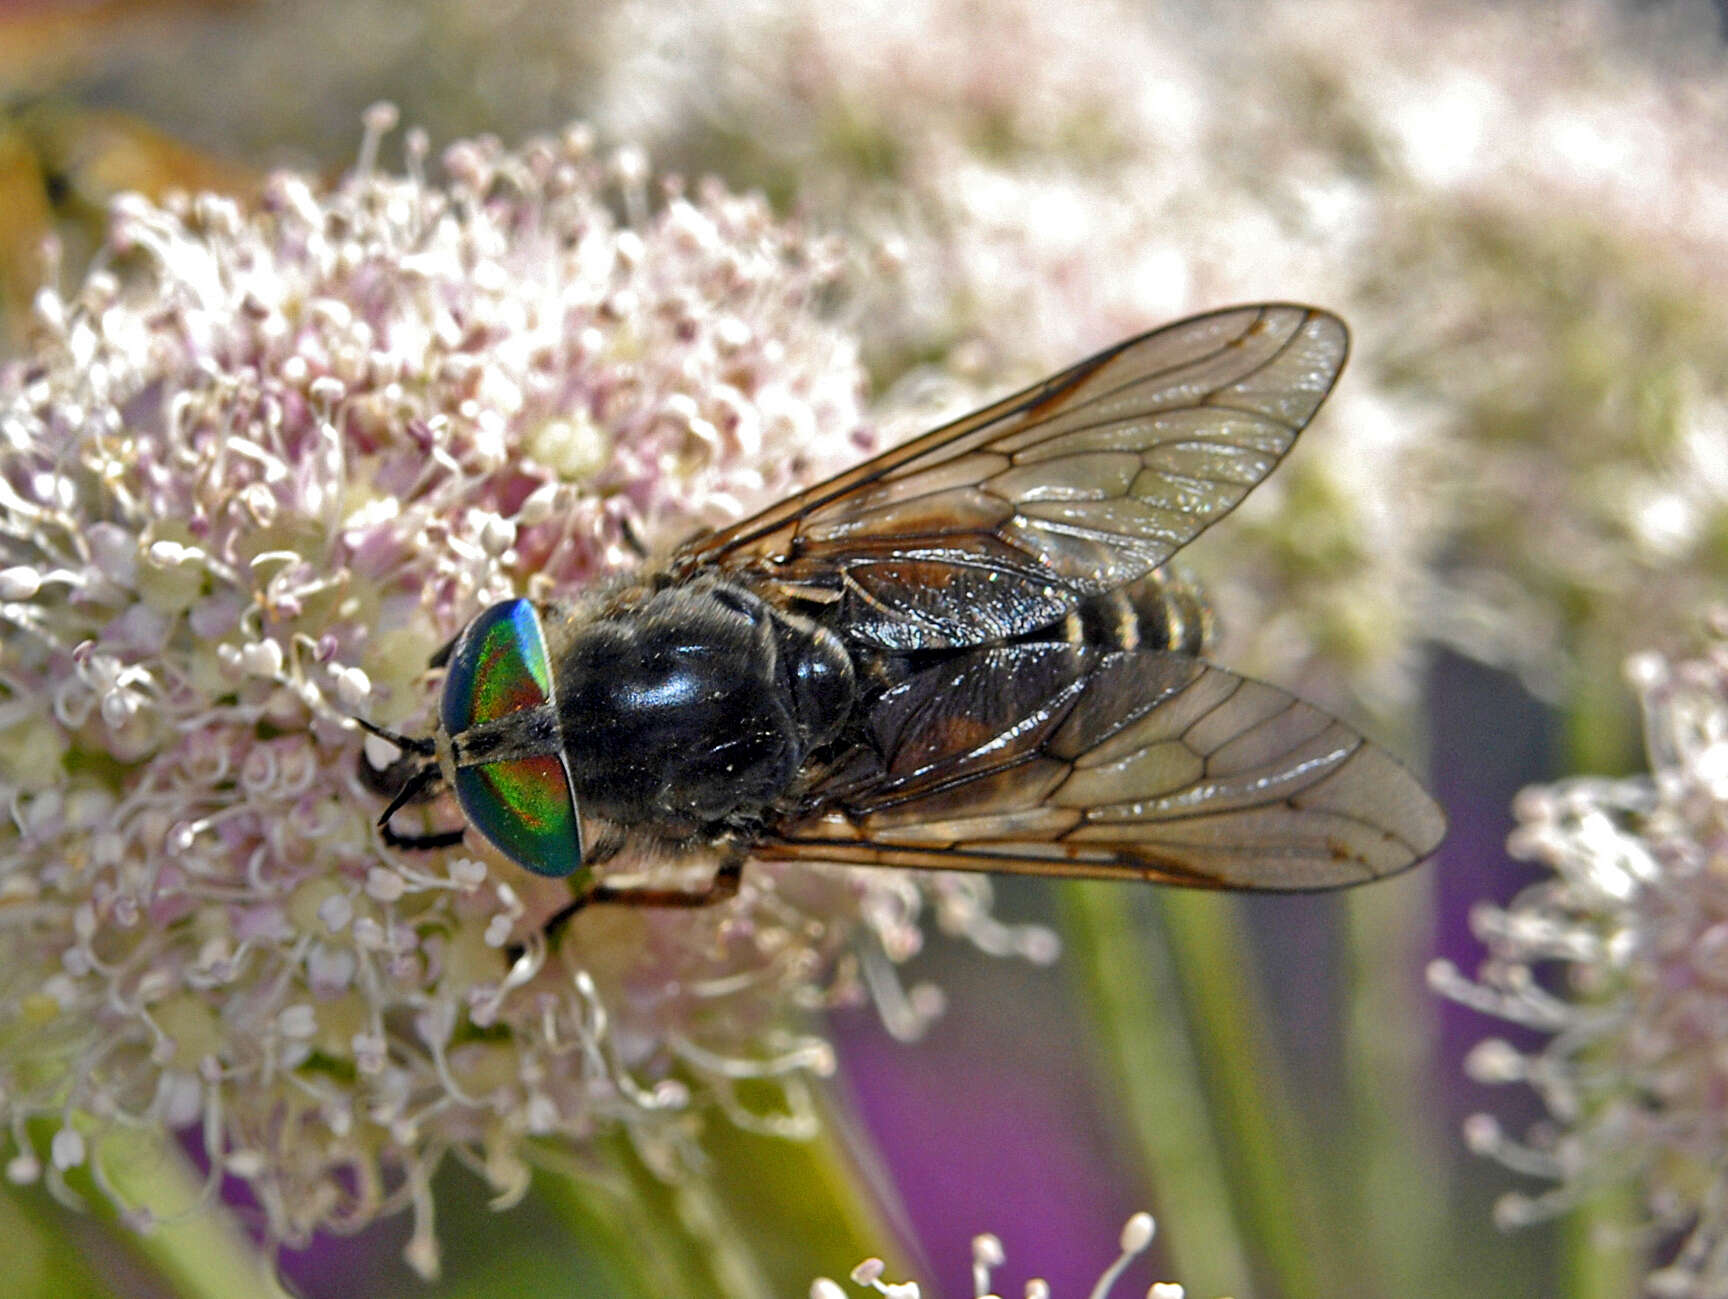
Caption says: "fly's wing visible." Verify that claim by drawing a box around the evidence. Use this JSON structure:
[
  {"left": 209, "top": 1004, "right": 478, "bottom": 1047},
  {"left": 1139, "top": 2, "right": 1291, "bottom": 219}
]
[
  {"left": 760, "top": 644, "right": 1444, "bottom": 889},
  {"left": 672, "top": 304, "right": 1347, "bottom": 650}
]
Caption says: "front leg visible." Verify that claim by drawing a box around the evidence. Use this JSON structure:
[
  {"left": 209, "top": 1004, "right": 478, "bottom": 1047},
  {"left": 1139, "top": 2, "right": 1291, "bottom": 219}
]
[
  {"left": 539, "top": 848, "right": 748, "bottom": 947},
  {"left": 381, "top": 823, "right": 467, "bottom": 851}
]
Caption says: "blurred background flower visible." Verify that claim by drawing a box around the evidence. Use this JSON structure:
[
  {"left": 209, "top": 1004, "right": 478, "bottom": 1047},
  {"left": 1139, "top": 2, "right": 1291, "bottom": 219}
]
[
  {"left": 3, "top": 0, "right": 1728, "bottom": 1296},
  {"left": 1430, "top": 627, "right": 1728, "bottom": 1299},
  {"left": 813, "top": 1211, "right": 1170, "bottom": 1299}
]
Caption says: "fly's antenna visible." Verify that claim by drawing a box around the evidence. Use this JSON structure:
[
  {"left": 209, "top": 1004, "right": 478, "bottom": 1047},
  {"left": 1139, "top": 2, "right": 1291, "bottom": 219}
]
[
  {"left": 353, "top": 717, "right": 443, "bottom": 824},
  {"left": 353, "top": 719, "right": 463, "bottom": 851},
  {"left": 376, "top": 760, "right": 444, "bottom": 826},
  {"left": 354, "top": 716, "right": 437, "bottom": 757}
]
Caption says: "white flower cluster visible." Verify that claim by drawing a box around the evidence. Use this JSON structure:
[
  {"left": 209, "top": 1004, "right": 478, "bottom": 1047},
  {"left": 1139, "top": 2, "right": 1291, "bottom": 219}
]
[
  {"left": 0, "top": 114, "right": 1047, "bottom": 1276},
  {"left": 1431, "top": 621, "right": 1728, "bottom": 1297}
]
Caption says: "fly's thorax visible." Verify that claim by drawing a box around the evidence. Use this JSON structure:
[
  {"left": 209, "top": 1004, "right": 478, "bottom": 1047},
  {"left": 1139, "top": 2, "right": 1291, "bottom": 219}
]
[
  {"left": 773, "top": 609, "right": 856, "bottom": 751},
  {"left": 548, "top": 577, "right": 859, "bottom": 831}
]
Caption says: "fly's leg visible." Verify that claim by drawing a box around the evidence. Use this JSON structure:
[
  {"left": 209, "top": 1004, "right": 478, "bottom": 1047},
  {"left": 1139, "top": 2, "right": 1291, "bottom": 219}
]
[
  {"left": 361, "top": 751, "right": 468, "bottom": 852},
  {"left": 538, "top": 851, "right": 747, "bottom": 947},
  {"left": 381, "top": 823, "right": 467, "bottom": 851},
  {"left": 585, "top": 855, "right": 746, "bottom": 910}
]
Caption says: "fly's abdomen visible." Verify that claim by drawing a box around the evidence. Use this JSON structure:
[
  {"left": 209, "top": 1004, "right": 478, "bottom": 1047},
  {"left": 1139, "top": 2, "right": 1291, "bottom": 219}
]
[{"left": 1062, "top": 569, "right": 1212, "bottom": 656}]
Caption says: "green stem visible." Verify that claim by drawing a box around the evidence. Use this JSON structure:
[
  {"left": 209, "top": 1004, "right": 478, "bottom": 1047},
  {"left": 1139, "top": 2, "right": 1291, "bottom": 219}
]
[
  {"left": 1059, "top": 882, "right": 1254, "bottom": 1297},
  {"left": 1556, "top": 650, "right": 1645, "bottom": 1299},
  {"left": 1155, "top": 890, "right": 1365, "bottom": 1298},
  {"left": 0, "top": 1179, "right": 124, "bottom": 1299},
  {"left": 701, "top": 1087, "right": 918, "bottom": 1290},
  {"left": 23, "top": 1120, "right": 288, "bottom": 1299},
  {"left": 523, "top": 1133, "right": 767, "bottom": 1299},
  {"left": 1562, "top": 1182, "right": 1639, "bottom": 1299},
  {"left": 1339, "top": 876, "right": 1456, "bottom": 1299},
  {"left": 527, "top": 1091, "right": 914, "bottom": 1299},
  {"left": 1065, "top": 882, "right": 1378, "bottom": 1298}
]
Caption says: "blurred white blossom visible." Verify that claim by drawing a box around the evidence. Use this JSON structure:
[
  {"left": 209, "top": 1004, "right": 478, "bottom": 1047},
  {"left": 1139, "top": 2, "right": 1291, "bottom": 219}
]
[
  {"left": 589, "top": 0, "right": 1728, "bottom": 714},
  {"left": 43, "top": 0, "right": 1728, "bottom": 715},
  {"left": 0, "top": 114, "right": 1050, "bottom": 1275},
  {"left": 812, "top": 1212, "right": 1186, "bottom": 1299},
  {"left": 1430, "top": 621, "right": 1728, "bottom": 1298}
]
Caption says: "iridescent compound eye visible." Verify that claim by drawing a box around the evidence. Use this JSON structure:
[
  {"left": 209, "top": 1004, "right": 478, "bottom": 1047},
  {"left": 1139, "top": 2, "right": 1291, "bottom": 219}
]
[{"left": 440, "top": 599, "right": 583, "bottom": 878}]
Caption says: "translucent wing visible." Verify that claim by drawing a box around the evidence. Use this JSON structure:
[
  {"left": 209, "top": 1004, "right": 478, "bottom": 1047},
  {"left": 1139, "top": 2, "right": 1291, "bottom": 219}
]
[
  {"left": 760, "top": 644, "right": 1444, "bottom": 890},
  {"left": 673, "top": 304, "right": 1348, "bottom": 650}
]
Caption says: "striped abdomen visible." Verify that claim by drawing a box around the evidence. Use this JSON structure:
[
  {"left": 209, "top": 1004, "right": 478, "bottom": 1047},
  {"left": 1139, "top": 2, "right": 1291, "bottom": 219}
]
[{"left": 1061, "top": 568, "right": 1212, "bottom": 656}]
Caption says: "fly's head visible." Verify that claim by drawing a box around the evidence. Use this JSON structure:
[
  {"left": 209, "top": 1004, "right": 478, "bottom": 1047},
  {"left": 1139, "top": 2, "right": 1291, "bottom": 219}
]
[{"left": 358, "top": 598, "right": 585, "bottom": 878}]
